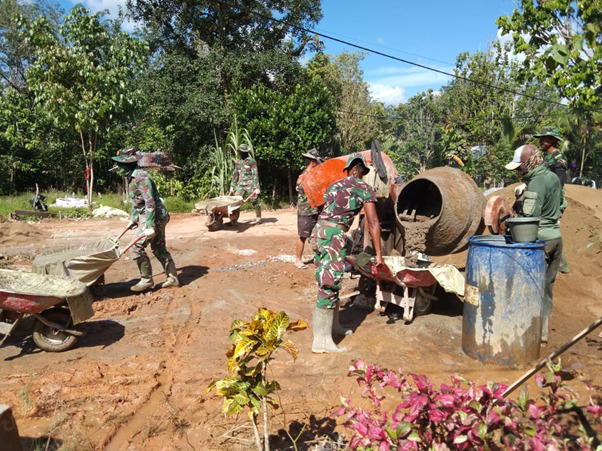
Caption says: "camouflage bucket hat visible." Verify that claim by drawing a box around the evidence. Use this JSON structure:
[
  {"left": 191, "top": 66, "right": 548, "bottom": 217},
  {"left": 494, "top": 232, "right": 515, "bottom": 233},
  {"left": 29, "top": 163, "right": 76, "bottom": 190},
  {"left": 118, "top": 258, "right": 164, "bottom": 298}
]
[
  {"left": 238, "top": 144, "right": 250, "bottom": 153},
  {"left": 111, "top": 147, "right": 140, "bottom": 163},
  {"left": 533, "top": 126, "right": 563, "bottom": 141},
  {"left": 302, "top": 148, "right": 323, "bottom": 163},
  {"left": 343, "top": 152, "right": 370, "bottom": 173}
]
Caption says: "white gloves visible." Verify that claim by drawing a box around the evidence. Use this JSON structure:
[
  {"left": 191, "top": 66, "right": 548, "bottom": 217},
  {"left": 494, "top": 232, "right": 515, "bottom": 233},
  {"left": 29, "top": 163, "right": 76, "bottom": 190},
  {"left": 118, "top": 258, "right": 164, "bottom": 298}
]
[
  {"left": 127, "top": 220, "right": 138, "bottom": 230},
  {"left": 143, "top": 228, "right": 156, "bottom": 240},
  {"left": 514, "top": 183, "right": 527, "bottom": 198},
  {"left": 253, "top": 188, "right": 260, "bottom": 196}
]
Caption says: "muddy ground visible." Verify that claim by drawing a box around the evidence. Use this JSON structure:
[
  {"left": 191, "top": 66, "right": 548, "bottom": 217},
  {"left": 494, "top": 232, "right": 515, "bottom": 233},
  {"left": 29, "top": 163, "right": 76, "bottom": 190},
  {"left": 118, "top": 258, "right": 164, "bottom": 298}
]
[{"left": 1, "top": 186, "right": 601, "bottom": 450}]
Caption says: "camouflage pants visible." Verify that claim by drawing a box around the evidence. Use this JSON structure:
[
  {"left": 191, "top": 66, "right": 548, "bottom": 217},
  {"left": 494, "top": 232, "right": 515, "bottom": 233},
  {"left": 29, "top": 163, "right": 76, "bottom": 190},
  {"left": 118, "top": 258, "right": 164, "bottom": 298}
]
[
  {"left": 314, "top": 225, "right": 350, "bottom": 309},
  {"left": 132, "top": 214, "right": 173, "bottom": 269},
  {"left": 235, "top": 187, "right": 260, "bottom": 207}
]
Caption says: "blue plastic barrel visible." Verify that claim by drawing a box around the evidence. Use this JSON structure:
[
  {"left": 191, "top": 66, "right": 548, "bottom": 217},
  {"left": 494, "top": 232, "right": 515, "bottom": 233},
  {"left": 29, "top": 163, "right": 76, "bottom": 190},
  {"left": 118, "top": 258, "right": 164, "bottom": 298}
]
[{"left": 462, "top": 235, "right": 545, "bottom": 365}]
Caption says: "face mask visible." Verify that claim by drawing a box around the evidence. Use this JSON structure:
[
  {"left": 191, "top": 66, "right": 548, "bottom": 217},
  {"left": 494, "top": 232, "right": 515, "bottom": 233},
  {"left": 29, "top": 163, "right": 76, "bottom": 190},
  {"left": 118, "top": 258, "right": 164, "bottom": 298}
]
[{"left": 116, "top": 164, "right": 131, "bottom": 177}]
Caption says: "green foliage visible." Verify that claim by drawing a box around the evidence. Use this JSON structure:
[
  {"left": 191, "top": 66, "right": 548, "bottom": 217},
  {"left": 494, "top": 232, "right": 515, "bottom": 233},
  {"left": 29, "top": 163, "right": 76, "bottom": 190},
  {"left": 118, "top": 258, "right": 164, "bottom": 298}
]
[
  {"left": 308, "top": 52, "right": 382, "bottom": 152},
  {"left": 25, "top": 5, "right": 149, "bottom": 205},
  {"left": 497, "top": 0, "right": 602, "bottom": 110},
  {"left": 208, "top": 308, "right": 307, "bottom": 450}
]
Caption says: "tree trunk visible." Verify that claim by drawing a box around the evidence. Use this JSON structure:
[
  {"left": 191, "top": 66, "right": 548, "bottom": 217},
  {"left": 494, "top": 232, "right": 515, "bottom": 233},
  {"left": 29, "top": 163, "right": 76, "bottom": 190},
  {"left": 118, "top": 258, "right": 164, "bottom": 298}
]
[
  {"left": 287, "top": 169, "right": 294, "bottom": 207},
  {"left": 262, "top": 366, "right": 270, "bottom": 451},
  {"left": 251, "top": 413, "right": 262, "bottom": 451},
  {"left": 271, "top": 178, "right": 277, "bottom": 208}
]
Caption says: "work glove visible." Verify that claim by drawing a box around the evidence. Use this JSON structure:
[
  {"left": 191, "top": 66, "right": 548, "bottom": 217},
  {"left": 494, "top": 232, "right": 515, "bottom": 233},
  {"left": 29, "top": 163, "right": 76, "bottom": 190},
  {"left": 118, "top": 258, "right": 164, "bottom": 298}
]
[
  {"left": 514, "top": 183, "right": 527, "bottom": 198},
  {"left": 127, "top": 220, "right": 138, "bottom": 230},
  {"left": 228, "top": 188, "right": 234, "bottom": 196},
  {"left": 143, "top": 228, "right": 156, "bottom": 243}
]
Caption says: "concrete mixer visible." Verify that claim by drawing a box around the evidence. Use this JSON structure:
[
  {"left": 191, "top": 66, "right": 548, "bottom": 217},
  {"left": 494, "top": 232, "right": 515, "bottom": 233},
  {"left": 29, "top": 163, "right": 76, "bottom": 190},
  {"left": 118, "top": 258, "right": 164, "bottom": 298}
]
[{"left": 300, "top": 146, "right": 488, "bottom": 322}]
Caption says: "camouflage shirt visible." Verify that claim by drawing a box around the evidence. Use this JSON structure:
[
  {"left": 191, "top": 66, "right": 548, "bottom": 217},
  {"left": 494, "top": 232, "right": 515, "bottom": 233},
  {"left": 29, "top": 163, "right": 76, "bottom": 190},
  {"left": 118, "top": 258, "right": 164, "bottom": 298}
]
[
  {"left": 318, "top": 176, "right": 377, "bottom": 227},
  {"left": 231, "top": 155, "right": 259, "bottom": 192},
  {"left": 544, "top": 149, "right": 568, "bottom": 185},
  {"left": 128, "top": 169, "right": 167, "bottom": 229},
  {"left": 296, "top": 167, "right": 318, "bottom": 216}
]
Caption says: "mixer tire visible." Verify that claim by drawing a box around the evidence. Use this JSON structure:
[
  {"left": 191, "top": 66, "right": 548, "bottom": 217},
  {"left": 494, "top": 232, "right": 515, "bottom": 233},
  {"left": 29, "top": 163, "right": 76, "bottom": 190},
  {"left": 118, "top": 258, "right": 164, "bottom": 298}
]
[{"left": 371, "top": 140, "right": 387, "bottom": 180}]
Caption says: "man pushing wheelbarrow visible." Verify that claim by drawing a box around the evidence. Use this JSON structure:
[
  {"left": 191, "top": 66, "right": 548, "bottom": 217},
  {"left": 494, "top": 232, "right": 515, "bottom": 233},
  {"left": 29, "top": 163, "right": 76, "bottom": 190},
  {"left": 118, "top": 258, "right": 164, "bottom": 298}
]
[{"left": 111, "top": 148, "right": 180, "bottom": 292}]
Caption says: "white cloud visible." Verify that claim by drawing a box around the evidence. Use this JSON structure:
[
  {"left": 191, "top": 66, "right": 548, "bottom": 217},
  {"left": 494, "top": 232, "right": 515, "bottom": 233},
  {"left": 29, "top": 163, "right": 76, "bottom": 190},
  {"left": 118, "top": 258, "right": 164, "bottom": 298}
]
[
  {"left": 368, "top": 83, "right": 406, "bottom": 105},
  {"left": 365, "top": 65, "right": 452, "bottom": 105},
  {"left": 376, "top": 37, "right": 385, "bottom": 45},
  {"left": 496, "top": 28, "right": 526, "bottom": 63},
  {"left": 72, "top": 0, "right": 138, "bottom": 32}
]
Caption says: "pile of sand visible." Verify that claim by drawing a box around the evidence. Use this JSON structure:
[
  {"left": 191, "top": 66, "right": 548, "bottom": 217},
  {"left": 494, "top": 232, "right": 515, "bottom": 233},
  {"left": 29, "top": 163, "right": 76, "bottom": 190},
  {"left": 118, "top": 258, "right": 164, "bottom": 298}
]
[{"left": 0, "top": 221, "right": 49, "bottom": 247}]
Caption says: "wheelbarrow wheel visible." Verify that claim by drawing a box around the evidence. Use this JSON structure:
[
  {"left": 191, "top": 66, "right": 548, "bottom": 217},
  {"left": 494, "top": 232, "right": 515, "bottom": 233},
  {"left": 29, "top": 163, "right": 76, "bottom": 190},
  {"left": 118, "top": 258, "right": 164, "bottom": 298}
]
[{"left": 33, "top": 308, "right": 78, "bottom": 352}]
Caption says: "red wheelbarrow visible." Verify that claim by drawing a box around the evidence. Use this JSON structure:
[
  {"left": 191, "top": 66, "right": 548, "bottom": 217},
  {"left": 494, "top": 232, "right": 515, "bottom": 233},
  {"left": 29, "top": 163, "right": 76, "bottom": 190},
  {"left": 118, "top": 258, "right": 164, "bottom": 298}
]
[
  {"left": 0, "top": 269, "right": 93, "bottom": 352},
  {"left": 346, "top": 255, "right": 439, "bottom": 324}
]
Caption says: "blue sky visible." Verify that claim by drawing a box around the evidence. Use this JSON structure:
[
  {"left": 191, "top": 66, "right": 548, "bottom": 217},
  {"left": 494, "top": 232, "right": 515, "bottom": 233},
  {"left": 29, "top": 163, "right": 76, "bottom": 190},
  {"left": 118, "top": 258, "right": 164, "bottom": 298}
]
[
  {"left": 316, "top": 0, "right": 518, "bottom": 104},
  {"left": 57, "top": 0, "right": 518, "bottom": 105}
]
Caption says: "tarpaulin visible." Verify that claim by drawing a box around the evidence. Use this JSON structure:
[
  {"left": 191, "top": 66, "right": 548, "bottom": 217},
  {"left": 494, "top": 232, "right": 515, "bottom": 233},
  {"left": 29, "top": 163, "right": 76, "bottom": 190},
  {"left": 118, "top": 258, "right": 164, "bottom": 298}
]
[{"left": 32, "top": 239, "right": 119, "bottom": 287}]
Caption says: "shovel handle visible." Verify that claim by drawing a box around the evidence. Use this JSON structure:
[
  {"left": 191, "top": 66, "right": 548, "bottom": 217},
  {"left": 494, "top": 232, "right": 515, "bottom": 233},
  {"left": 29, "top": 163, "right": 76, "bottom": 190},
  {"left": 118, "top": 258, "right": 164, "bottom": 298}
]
[{"left": 120, "top": 234, "right": 145, "bottom": 256}]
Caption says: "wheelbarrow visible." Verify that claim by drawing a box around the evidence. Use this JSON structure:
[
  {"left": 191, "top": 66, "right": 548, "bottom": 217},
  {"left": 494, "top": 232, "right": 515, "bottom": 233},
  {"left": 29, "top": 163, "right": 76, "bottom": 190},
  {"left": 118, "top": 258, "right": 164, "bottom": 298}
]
[
  {"left": 0, "top": 269, "right": 93, "bottom": 352},
  {"left": 31, "top": 229, "right": 144, "bottom": 295},
  {"left": 194, "top": 195, "right": 245, "bottom": 231},
  {"left": 346, "top": 254, "right": 439, "bottom": 324}
]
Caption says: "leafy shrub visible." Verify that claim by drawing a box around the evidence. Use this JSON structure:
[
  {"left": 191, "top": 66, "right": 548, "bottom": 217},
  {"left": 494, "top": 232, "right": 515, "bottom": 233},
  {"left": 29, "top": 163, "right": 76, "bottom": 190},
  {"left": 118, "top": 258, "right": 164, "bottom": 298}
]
[
  {"left": 208, "top": 308, "right": 308, "bottom": 451},
  {"left": 334, "top": 360, "right": 601, "bottom": 450}
]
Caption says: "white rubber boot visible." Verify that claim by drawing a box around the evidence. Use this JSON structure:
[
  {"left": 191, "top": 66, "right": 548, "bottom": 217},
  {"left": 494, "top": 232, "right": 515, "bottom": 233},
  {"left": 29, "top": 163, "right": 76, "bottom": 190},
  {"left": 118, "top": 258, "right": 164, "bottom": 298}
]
[
  {"left": 311, "top": 307, "right": 347, "bottom": 353},
  {"left": 333, "top": 301, "right": 353, "bottom": 337}
]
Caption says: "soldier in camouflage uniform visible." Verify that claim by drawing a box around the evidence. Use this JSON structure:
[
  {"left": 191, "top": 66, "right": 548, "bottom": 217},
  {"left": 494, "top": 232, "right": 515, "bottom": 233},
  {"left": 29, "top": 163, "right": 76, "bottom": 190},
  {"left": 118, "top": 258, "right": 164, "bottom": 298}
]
[
  {"left": 312, "top": 153, "right": 384, "bottom": 354},
  {"left": 229, "top": 144, "right": 261, "bottom": 224},
  {"left": 534, "top": 126, "right": 570, "bottom": 274},
  {"left": 111, "top": 148, "right": 179, "bottom": 292},
  {"left": 295, "top": 148, "right": 323, "bottom": 269},
  {"left": 535, "top": 127, "right": 568, "bottom": 185}
]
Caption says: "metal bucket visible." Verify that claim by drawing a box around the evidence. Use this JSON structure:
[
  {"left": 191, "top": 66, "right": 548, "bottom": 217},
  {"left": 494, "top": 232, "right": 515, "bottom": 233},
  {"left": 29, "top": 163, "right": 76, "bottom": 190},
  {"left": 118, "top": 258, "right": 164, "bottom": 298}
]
[
  {"left": 462, "top": 235, "right": 545, "bottom": 365},
  {"left": 395, "top": 167, "right": 485, "bottom": 255}
]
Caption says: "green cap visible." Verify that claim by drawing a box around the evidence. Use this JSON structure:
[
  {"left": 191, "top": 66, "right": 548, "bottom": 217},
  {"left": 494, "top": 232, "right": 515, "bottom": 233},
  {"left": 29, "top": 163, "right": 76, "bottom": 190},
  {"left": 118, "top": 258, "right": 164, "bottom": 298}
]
[
  {"left": 343, "top": 153, "right": 370, "bottom": 173},
  {"left": 302, "top": 148, "right": 323, "bottom": 163},
  {"left": 238, "top": 144, "right": 250, "bottom": 153},
  {"left": 111, "top": 147, "right": 140, "bottom": 163},
  {"left": 533, "top": 126, "right": 563, "bottom": 141}
]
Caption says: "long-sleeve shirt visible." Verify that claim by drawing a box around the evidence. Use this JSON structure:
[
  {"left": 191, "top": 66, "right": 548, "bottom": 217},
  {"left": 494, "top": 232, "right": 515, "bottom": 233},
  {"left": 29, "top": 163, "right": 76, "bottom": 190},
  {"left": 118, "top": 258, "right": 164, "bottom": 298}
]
[
  {"left": 230, "top": 156, "right": 259, "bottom": 192},
  {"left": 520, "top": 165, "right": 563, "bottom": 241},
  {"left": 129, "top": 169, "right": 167, "bottom": 229}
]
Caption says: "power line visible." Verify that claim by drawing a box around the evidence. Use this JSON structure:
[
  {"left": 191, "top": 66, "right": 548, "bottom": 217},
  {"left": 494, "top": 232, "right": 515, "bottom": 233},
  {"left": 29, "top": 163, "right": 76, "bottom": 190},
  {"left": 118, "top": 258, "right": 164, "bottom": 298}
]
[{"left": 215, "top": 0, "right": 568, "bottom": 109}]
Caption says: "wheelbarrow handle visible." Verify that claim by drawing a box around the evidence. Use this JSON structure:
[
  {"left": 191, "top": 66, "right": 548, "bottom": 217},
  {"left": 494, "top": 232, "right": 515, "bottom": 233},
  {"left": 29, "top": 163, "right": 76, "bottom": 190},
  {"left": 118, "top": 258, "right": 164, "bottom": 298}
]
[
  {"left": 116, "top": 223, "right": 135, "bottom": 242},
  {"left": 119, "top": 234, "right": 145, "bottom": 257}
]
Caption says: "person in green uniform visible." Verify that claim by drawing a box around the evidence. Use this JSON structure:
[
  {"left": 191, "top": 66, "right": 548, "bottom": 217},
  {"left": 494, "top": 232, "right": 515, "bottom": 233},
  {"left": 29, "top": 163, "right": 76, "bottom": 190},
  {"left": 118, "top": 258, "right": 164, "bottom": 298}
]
[
  {"left": 229, "top": 144, "right": 261, "bottom": 224},
  {"left": 295, "top": 148, "right": 323, "bottom": 269},
  {"left": 535, "top": 127, "right": 568, "bottom": 185},
  {"left": 312, "top": 153, "right": 384, "bottom": 353},
  {"left": 506, "top": 144, "right": 563, "bottom": 343},
  {"left": 534, "top": 126, "right": 570, "bottom": 273},
  {"left": 111, "top": 148, "right": 180, "bottom": 292}
]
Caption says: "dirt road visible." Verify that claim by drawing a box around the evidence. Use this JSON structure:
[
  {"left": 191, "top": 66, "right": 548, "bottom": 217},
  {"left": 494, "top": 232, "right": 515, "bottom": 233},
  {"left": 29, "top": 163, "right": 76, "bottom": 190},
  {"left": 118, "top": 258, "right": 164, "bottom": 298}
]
[{"left": 1, "top": 199, "right": 601, "bottom": 450}]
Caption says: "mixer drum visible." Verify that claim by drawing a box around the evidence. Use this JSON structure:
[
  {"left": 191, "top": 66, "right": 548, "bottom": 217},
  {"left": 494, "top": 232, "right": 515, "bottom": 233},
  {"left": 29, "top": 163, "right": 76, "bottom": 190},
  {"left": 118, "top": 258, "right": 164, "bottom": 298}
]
[{"left": 395, "top": 167, "right": 485, "bottom": 255}]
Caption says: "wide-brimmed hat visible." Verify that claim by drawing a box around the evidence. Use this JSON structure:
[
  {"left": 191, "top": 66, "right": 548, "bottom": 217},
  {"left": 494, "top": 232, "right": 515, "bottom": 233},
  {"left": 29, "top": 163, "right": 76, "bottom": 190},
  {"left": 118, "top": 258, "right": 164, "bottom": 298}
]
[
  {"left": 302, "top": 148, "right": 323, "bottom": 163},
  {"left": 533, "top": 126, "right": 563, "bottom": 141},
  {"left": 111, "top": 147, "right": 140, "bottom": 163},
  {"left": 238, "top": 144, "right": 250, "bottom": 153},
  {"left": 343, "top": 153, "right": 371, "bottom": 173},
  {"left": 505, "top": 144, "right": 538, "bottom": 170}
]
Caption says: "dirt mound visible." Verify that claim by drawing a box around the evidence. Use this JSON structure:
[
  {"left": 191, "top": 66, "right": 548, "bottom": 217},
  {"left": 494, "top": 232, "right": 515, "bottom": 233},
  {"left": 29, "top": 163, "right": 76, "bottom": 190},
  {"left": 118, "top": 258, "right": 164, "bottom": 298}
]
[{"left": 0, "top": 221, "right": 48, "bottom": 247}]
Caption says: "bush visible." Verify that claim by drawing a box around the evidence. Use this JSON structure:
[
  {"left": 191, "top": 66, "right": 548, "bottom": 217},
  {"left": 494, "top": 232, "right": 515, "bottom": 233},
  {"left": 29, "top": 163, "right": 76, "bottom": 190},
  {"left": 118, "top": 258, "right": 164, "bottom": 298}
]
[{"left": 334, "top": 360, "right": 601, "bottom": 450}]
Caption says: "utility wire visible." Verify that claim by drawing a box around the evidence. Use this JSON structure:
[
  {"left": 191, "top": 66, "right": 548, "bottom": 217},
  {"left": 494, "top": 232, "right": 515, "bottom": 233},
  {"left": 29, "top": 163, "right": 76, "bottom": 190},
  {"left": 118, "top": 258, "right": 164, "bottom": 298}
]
[{"left": 215, "top": 0, "right": 568, "bottom": 109}]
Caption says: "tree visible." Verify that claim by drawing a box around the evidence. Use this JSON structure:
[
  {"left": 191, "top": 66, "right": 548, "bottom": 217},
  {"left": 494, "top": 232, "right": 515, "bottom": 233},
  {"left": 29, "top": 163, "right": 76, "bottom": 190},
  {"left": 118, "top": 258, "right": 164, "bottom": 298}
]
[
  {"left": 234, "top": 78, "right": 337, "bottom": 205},
  {"left": 497, "top": 0, "right": 602, "bottom": 110},
  {"left": 26, "top": 6, "right": 148, "bottom": 206},
  {"left": 307, "top": 52, "right": 381, "bottom": 152},
  {"left": 497, "top": 0, "right": 602, "bottom": 176}
]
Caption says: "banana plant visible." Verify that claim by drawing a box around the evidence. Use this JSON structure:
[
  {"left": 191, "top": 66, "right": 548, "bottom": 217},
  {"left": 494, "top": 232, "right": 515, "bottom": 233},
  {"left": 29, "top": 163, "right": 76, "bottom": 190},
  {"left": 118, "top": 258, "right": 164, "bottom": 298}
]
[{"left": 208, "top": 308, "right": 307, "bottom": 451}]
